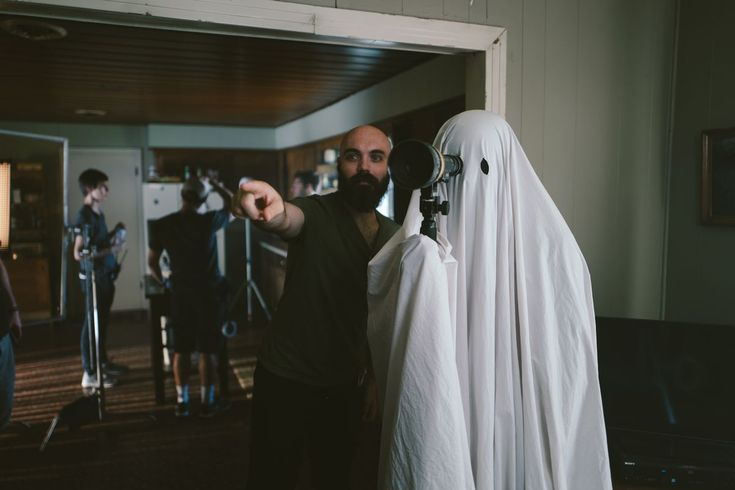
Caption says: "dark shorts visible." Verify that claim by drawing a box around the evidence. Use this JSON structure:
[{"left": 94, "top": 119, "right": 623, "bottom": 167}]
[{"left": 169, "top": 281, "right": 225, "bottom": 354}]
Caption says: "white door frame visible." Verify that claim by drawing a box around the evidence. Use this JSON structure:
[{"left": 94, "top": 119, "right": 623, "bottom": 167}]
[
  {"left": 5, "top": 0, "right": 507, "bottom": 116},
  {"left": 0, "top": 128, "right": 70, "bottom": 321}
]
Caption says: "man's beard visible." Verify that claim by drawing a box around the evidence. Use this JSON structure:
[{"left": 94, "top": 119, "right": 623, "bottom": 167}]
[{"left": 338, "top": 170, "right": 390, "bottom": 212}]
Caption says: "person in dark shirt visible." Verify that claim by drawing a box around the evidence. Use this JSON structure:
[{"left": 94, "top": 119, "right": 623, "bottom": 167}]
[
  {"left": 288, "top": 170, "right": 319, "bottom": 199},
  {"left": 73, "top": 169, "right": 127, "bottom": 390},
  {"left": 147, "top": 176, "right": 233, "bottom": 418},
  {"left": 0, "top": 257, "right": 21, "bottom": 430},
  {"left": 233, "top": 125, "right": 400, "bottom": 490}
]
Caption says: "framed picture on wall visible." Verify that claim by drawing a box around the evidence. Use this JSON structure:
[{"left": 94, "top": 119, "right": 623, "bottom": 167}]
[{"left": 701, "top": 127, "right": 735, "bottom": 225}]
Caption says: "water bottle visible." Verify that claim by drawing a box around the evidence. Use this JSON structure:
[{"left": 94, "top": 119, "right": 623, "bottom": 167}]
[{"left": 113, "top": 227, "right": 126, "bottom": 247}]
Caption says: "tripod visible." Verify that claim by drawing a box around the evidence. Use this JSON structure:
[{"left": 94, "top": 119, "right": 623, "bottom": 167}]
[
  {"left": 241, "top": 217, "right": 271, "bottom": 323},
  {"left": 41, "top": 225, "right": 105, "bottom": 450},
  {"left": 40, "top": 226, "right": 154, "bottom": 452}
]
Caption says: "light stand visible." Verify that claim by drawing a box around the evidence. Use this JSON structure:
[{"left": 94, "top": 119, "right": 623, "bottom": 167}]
[
  {"left": 41, "top": 225, "right": 104, "bottom": 451},
  {"left": 86, "top": 244, "right": 106, "bottom": 419},
  {"left": 40, "top": 226, "right": 155, "bottom": 452},
  {"left": 231, "top": 177, "right": 271, "bottom": 324},
  {"left": 242, "top": 218, "right": 270, "bottom": 323}
]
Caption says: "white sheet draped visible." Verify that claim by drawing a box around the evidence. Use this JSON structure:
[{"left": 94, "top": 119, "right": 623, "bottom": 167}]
[
  {"left": 368, "top": 231, "right": 474, "bottom": 490},
  {"left": 367, "top": 110, "right": 612, "bottom": 490}
]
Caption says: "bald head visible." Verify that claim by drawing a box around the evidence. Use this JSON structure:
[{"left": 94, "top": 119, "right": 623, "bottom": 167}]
[
  {"left": 337, "top": 125, "right": 391, "bottom": 212},
  {"left": 339, "top": 125, "right": 391, "bottom": 162}
]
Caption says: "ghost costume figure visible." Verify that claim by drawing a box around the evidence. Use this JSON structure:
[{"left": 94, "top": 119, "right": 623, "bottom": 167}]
[{"left": 367, "top": 110, "right": 612, "bottom": 490}]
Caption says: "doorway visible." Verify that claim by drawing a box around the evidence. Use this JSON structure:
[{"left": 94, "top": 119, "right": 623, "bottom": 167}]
[
  {"left": 68, "top": 148, "right": 144, "bottom": 311},
  {"left": 0, "top": 128, "right": 68, "bottom": 324}
]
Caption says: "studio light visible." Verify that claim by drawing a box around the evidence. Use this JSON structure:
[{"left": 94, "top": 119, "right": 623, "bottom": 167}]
[{"left": 0, "top": 162, "right": 11, "bottom": 250}]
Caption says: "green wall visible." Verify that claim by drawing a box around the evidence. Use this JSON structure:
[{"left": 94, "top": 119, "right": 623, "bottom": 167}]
[{"left": 665, "top": 0, "right": 735, "bottom": 325}]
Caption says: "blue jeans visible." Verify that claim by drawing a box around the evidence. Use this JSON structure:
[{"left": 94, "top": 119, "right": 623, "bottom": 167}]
[
  {"left": 0, "top": 334, "right": 15, "bottom": 430},
  {"left": 80, "top": 273, "right": 115, "bottom": 374}
]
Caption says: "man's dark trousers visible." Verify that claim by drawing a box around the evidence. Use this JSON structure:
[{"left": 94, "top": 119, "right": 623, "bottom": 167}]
[{"left": 246, "top": 363, "right": 362, "bottom": 490}]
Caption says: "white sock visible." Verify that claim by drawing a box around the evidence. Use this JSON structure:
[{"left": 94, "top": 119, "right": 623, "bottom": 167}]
[
  {"left": 201, "top": 384, "right": 216, "bottom": 405},
  {"left": 176, "top": 385, "right": 189, "bottom": 404}
]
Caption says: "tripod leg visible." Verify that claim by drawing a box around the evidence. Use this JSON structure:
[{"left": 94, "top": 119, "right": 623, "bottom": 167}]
[
  {"left": 247, "top": 280, "right": 272, "bottom": 323},
  {"left": 39, "top": 415, "right": 60, "bottom": 452},
  {"left": 90, "top": 268, "right": 105, "bottom": 420},
  {"left": 244, "top": 219, "right": 255, "bottom": 322},
  {"left": 246, "top": 286, "right": 254, "bottom": 323},
  {"left": 218, "top": 342, "right": 229, "bottom": 398}
]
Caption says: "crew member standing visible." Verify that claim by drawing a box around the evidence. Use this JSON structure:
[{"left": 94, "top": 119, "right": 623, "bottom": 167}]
[
  {"left": 74, "top": 169, "right": 127, "bottom": 390},
  {"left": 233, "top": 125, "right": 399, "bottom": 490},
  {"left": 148, "top": 176, "right": 233, "bottom": 417},
  {"left": 288, "top": 170, "right": 320, "bottom": 199}
]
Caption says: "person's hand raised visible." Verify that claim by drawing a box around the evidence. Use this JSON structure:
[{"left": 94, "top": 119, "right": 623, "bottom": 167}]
[{"left": 232, "top": 180, "right": 284, "bottom": 223}]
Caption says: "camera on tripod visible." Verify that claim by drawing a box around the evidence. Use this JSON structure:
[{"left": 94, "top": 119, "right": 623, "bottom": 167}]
[{"left": 388, "top": 140, "right": 463, "bottom": 241}]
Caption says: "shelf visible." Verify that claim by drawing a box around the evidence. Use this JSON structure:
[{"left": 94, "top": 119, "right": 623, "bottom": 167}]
[{"left": 12, "top": 230, "right": 45, "bottom": 240}]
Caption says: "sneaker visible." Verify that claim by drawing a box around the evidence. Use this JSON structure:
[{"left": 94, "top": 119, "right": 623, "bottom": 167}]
[
  {"left": 81, "top": 371, "right": 118, "bottom": 389},
  {"left": 103, "top": 361, "right": 129, "bottom": 376},
  {"left": 174, "top": 402, "right": 191, "bottom": 418},
  {"left": 198, "top": 400, "right": 230, "bottom": 418}
]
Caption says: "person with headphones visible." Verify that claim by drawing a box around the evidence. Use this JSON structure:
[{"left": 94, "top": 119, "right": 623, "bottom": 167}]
[{"left": 147, "top": 175, "right": 233, "bottom": 417}]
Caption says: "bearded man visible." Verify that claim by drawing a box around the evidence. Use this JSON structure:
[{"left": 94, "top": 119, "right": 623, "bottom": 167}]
[{"left": 233, "top": 125, "right": 399, "bottom": 490}]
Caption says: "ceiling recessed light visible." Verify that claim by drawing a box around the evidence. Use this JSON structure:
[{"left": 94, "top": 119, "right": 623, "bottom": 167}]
[
  {"left": 0, "top": 18, "right": 67, "bottom": 41},
  {"left": 74, "top": 108, "right": 107, "bottom": 118}
]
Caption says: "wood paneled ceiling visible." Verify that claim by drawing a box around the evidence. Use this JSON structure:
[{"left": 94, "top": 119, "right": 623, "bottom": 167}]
[{"left": 0, "top": 15, "right": 436, "bottom": 127}]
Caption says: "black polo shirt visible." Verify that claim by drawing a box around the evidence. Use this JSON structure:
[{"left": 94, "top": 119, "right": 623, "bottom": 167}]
[{"left": 259, "top": 192, "right": 399, "bottom": 387}]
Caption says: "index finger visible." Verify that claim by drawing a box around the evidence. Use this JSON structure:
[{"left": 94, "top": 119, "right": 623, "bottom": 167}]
[{"left": 239, "top": 180, "right": 272, "bottom": 198}]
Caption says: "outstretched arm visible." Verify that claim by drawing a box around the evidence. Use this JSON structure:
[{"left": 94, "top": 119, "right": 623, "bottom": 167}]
[
  {"left": 209, "top": 179, "right": 236, "bottom": 223},
  {"left": 231, "top": 180, "right": 305, "bottom": 239},
  {"left": 211, "top": 179, "right": 233, "bottom": 204}
]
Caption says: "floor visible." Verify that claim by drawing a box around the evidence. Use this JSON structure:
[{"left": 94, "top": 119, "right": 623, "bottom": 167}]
[
  {"left": 0, "top": 311, "right": 667, "bottom": 490},
  {"left": 0, "top": 312, "right": 380, "bottom": 490}
]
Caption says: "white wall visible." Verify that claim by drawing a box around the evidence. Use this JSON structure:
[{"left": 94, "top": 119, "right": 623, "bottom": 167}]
[
  {"left": 519, "top": 0, "right": 676, "bottom": 318},
  {"left": 665, "top": 0, "right": 735, "bottom": 325},
  {"left": 286, "top": 0, "right": 677, "bottom": 317},
  {"left": 0, "top": 122, "right": 145, "bottom": 148}
]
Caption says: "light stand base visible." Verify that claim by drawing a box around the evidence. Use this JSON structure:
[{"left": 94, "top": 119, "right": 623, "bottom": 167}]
[{"left": 39, "top": 393, "right": 158, "bottom": 452}]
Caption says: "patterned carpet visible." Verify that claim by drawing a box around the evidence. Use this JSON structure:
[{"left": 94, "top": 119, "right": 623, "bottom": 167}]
[
  {"left": 0, "top": 316, "right": 259, "bottom": 490},
  {"left": 0, "top": 315, "right": 379, "bottom": 490}
]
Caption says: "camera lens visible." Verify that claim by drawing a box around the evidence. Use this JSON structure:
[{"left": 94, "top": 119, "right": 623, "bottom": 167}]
[{"left": 389, "top": 140, "right": 442, "bottom": 189}]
